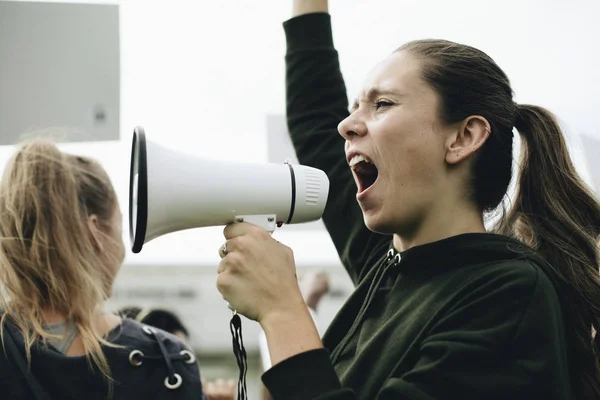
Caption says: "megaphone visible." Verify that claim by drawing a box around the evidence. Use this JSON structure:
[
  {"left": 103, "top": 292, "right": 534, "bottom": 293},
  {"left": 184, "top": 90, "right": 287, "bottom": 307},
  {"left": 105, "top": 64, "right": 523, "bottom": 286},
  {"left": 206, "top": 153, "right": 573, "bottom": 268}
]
[{"left": 129, "top": 126, "right": 330, "bottom": 253}]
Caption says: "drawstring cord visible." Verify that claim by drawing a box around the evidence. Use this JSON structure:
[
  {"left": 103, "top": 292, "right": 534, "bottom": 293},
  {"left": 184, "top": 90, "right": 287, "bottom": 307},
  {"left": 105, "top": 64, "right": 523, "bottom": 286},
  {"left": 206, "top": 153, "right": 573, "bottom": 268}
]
[
  {"left": 230, "top": 311, "right": 248, "bottom": 400},
  {"left": 330, "top": 248, "right": 401, "bottom": 364},
  {"left": 128, "top": 325, "right": 196, "bottom": 390}
]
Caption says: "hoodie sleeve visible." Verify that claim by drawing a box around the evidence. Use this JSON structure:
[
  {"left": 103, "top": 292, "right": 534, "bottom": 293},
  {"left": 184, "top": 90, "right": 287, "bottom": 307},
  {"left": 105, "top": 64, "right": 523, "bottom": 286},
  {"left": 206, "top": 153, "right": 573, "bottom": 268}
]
[
  {"left": 262, "top": 348, "right": 354, "bottom": 400},
  {"left": 284, "top": 13, "right": 389, "bottom": 285}
]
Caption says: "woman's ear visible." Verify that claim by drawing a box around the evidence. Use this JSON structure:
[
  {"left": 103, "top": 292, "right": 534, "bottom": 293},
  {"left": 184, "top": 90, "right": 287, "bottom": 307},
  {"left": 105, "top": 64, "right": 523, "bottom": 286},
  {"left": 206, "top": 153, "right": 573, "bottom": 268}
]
[
  {"left": 87, "top": 214, "right": 103, "bottom": 252},
  {"left": 445, "top": 116, "right": 491, "bottom": 165}
]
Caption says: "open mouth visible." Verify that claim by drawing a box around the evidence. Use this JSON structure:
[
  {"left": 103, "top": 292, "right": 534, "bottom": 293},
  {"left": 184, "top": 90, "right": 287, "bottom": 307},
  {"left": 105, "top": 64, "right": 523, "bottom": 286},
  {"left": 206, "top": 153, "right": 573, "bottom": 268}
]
[{"left": 349, "top": 155, "right": 379, "bottom": 194}]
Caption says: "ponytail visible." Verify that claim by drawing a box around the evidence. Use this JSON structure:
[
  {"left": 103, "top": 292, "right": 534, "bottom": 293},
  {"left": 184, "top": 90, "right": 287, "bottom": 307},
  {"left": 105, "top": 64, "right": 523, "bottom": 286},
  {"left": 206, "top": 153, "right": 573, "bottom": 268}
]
[{"left": 495, "top": 104, "right": 600, "bottom": 398}]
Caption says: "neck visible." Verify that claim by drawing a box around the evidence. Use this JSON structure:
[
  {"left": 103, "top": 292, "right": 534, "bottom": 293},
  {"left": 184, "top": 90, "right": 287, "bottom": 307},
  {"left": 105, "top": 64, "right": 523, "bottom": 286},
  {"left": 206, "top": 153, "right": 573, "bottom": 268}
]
[
  {"left": 41, "top": 306, "right": 122, "bottom": 334},
  {"left": 393, "top": 202, "right": 486, "bottom": 252},
  {"left": 41, "top": 307, "right": 66, "bottom": 324}
]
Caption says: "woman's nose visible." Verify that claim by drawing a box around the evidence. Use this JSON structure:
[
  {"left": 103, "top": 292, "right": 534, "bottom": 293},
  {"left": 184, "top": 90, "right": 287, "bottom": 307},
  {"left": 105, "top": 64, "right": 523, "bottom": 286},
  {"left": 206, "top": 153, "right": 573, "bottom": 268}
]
[{"left": 337, "top": 114, "right": 367, "bottom": 140}]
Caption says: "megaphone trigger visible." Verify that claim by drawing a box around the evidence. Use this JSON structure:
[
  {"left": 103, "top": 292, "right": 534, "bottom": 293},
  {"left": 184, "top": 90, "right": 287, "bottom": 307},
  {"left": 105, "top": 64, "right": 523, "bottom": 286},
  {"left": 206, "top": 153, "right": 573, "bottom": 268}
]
[{"left": 232, "top": 214, "right": 277, "bottom": 234}]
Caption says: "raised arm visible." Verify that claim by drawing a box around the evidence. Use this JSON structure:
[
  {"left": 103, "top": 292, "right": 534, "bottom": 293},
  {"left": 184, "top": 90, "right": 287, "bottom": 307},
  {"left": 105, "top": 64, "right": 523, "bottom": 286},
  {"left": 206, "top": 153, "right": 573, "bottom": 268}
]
[
  {"left": 285, "top": 1, "right": 389, "bottom": 284},
  {"left": 292, "top": 0, "right": 328, "bottom": 16}
]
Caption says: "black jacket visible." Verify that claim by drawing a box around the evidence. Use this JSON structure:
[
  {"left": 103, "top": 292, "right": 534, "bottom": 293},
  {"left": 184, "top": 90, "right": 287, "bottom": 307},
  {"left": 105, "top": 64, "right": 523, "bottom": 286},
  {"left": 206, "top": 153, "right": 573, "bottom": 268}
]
[
  {"left": 262, "top": 13, "right": 573, "bottom": 400},
  {"left": 1, "top": 318, "right": 205, "bottom": 399}
]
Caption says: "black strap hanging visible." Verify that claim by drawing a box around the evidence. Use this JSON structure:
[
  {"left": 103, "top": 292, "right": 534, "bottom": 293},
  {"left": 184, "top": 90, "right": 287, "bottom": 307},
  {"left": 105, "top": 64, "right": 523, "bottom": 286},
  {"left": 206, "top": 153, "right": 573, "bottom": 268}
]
[{"left": 230, "top": 312, "right": 248, "bottom": 400}]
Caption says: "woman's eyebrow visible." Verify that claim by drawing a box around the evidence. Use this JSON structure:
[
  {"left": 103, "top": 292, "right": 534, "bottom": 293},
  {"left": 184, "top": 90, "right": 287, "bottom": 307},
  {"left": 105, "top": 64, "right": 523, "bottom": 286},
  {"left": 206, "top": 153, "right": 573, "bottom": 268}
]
[{"left": 350, "top": 87, "right": 404, "bottom": 112}]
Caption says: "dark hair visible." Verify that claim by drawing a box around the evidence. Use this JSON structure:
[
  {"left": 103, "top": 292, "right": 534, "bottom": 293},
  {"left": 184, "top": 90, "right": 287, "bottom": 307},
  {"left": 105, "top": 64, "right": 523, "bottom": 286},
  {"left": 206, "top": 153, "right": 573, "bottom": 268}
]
[
  {"left": 118, "top": 306, "right": 143, "bottom": 320},
  {"left": 398, "top": 39, "right": 600, "bottom": 399},
  {"left": 119, "top": 307, "right": 189, "bottom": 338}
]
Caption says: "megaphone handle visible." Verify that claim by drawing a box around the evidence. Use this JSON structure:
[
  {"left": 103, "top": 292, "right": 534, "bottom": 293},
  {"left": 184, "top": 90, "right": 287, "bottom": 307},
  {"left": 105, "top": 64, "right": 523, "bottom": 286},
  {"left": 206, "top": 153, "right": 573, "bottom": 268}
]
[
  {"left": 225, "top": 214, "right": 276, "bottom": 311},
  {"left": 225, "top": 214, "right": 276, "bottom": 400}
]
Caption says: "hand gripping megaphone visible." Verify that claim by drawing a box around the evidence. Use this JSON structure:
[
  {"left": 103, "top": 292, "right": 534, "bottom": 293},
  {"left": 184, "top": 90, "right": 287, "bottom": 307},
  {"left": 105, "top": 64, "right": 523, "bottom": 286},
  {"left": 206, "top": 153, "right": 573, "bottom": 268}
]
[{"left": 128, "top": 126, "right": 330, "bottom": 253}]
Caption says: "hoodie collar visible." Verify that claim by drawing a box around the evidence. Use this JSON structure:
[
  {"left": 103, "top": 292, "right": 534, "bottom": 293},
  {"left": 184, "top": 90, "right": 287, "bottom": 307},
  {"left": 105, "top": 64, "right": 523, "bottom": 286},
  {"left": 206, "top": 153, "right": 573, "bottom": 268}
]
[{"left": 387, "top": 233, "right": 538, "bottom": 276}]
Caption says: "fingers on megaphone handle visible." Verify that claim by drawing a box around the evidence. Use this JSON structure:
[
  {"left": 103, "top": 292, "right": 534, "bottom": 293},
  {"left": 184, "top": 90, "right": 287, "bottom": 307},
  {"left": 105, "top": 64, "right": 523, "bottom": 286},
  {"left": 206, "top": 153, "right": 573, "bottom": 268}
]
[{"left": 216, "top": 244, "right": 235, "bottom": 312}]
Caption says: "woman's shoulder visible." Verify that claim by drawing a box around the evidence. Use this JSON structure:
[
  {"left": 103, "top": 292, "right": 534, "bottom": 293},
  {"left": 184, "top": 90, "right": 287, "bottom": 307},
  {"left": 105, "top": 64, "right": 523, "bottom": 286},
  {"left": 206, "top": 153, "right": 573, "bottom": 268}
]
[{"left": 451, "top": 245, "right": 565, "bottom": 314}]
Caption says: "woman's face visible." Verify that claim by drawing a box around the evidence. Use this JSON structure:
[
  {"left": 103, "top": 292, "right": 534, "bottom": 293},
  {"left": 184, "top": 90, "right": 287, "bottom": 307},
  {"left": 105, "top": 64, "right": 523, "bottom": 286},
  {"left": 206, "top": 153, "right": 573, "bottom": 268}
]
[{"left": 338, "top": 51, "right": 459, "bottom": 237}]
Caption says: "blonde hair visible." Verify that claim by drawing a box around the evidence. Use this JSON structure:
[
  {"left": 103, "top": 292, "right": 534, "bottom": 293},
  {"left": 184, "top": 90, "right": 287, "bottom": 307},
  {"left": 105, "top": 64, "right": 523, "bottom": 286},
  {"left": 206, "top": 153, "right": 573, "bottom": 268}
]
[{"left": 0, "top": 140, "right": 119, "bottom": 386}]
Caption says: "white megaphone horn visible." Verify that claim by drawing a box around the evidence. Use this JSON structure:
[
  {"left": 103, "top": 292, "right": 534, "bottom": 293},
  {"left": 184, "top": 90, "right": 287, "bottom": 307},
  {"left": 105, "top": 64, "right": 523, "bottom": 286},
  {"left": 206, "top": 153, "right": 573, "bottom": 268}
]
[{"left": 129, "top": 126, "right": 330, "bottom": 253}]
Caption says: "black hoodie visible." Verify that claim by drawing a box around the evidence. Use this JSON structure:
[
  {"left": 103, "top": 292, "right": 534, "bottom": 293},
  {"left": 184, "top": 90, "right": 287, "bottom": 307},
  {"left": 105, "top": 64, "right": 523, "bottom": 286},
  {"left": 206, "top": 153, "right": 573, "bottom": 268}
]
[
  {"left": 1, "top": 318, "right": 205, "bottom": 399},
  {"left": 261, "top": 13, "right": 573, "bottom": 400}
]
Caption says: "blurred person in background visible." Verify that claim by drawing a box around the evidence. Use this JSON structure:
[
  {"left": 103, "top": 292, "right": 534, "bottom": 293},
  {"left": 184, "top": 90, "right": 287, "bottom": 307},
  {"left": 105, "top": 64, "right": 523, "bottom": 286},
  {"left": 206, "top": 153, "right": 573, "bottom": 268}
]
[{"left": 119, "top": 307, "right": 190, "bottom": 342}]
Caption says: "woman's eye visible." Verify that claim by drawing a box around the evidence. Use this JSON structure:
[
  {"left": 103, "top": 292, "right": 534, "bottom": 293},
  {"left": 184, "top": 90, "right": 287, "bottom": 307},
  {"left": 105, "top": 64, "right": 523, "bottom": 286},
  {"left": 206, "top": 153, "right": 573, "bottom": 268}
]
[{"left": 375, "top": 101, "right": 393, "bottom": 110}]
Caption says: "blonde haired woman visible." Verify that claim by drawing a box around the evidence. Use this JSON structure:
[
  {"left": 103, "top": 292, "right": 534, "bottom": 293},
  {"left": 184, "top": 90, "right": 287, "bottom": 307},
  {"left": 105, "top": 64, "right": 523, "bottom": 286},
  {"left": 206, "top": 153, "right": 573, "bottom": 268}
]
[{"left": 0, "top": 140, "right": 205, "bottom": 399}]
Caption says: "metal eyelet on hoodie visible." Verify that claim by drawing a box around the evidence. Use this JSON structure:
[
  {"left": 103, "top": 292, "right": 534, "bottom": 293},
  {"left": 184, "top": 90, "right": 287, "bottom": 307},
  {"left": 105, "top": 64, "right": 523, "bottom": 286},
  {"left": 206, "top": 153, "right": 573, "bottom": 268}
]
[
  {"left": 180, "top": 350, "right": 196, "bottom": 364},
  {"left": 130, "top": 325, "right": 195, "bottom": 390},
  {"left": 129, "top": 350, "right": 144, "bottom": 367},
  {"left": 164, "top": 373, "right": 182, "bottom": 390},
  {"left": 142, "top": 326, "right": 157, "bottom": 335},
  {"left": 386, "top": 249, "right": 402, "bottom": 268},
  {"left": 386, "top": 248, "right": 395, "bottom": 260}
]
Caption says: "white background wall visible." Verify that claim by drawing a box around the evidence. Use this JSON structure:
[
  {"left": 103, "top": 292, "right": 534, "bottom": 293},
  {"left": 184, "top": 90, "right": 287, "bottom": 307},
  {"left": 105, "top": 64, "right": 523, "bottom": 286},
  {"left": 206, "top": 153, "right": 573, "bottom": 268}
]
[{"left": 1, "top": 0, "right": 599, "bottom": 395}]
